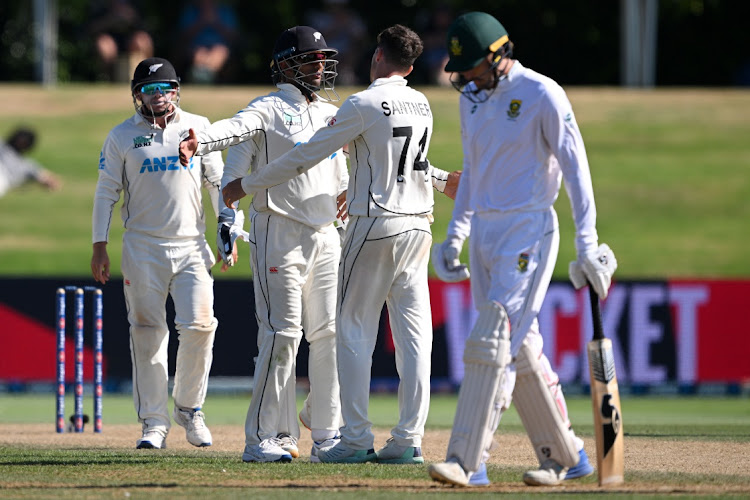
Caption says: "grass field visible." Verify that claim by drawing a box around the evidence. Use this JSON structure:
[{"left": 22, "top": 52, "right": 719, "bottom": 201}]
[
  {"left": 1, "top": 84, "right": 749, "bottom": 279},
  {"left": 1, "top": 393, "right": 749, "bottom": 498}
]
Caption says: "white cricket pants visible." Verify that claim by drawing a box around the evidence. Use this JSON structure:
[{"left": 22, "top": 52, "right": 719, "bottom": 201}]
[
  {"left": 468, "top": 207, "right": 583, "bottom": 456},
  {"left": 244, "top": 211, "right": 341, "bottom": 446},
  {"left": 121, "top": 231, "right": 217, "bottom": 433},
  {"left": 337, "top": 215, "right": 433, "bottom": 450}
]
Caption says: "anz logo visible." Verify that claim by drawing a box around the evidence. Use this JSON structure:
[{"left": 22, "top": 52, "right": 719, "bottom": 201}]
[{"left": 139, "top": 156, "right": 192, "bottom": 173}]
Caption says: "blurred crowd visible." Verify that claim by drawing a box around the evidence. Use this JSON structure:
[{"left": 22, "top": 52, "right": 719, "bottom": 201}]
[{"left": 48, "top": 0, "right": 458, "bottom": 86}]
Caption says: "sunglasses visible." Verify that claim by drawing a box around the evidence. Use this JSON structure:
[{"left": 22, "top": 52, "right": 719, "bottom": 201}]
[
  {"left": 139, "top": 82, "right": 177, "bottom": 95},
  {"left": 297, "top": 52, "right": 327, "bottom": 64}
]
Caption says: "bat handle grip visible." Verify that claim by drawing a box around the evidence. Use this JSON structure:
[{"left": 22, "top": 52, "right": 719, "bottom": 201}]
[{"left": 588, "top": 284, "right": 605, "bottom": 341}]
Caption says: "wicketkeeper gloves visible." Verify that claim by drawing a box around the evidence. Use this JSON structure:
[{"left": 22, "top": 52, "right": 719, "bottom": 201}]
[
  {"left": 216, "top": 206, "right": 249, "bottom": 267},
  {"left": 569, "top": 243, "right": 618, "bottom": 299}
]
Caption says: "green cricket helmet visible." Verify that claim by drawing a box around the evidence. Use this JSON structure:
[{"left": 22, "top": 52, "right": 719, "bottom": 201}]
[
  {"left": 445, "top": 12, "right": 511, "bottom": 73},
  {"left": 444, "top": 12, "right": 514, "bottom": 102}
]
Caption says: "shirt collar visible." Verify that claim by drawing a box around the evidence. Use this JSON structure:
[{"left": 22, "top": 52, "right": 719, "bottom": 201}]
[
  {"left": 498, "top": 60, "right": 523, "bottom": 89},
  {"left": 277, "top": 83, "right": 312, "bottom": 104},
  {"left": 368, "top": 75, "right": 408, "bottom": 89}
]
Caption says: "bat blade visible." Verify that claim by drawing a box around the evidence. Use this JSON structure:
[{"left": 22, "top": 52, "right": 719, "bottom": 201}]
[{"left": 587, "top": 287, "right": 624, "bottom": 486}]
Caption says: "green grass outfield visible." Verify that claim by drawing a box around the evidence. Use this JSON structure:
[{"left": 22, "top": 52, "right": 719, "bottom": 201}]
[
  {"left": 1, "top": 393, "right": 749, "bottom": 498},
  {"left": 1, "top": 85, "right": 749, "bottom": 279}
]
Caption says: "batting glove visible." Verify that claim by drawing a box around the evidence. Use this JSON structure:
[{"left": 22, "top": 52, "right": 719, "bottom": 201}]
[
  {"left": 569, "top": 243, "right": 617, "bottom": 299},
  {"left": 432, "top": 235, "right": 470, "bottom": 282},
  {"left": 217, "top": 207, "right": 249, "bottom": 267}
]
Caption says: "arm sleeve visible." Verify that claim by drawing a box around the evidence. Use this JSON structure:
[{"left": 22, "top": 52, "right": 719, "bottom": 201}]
[
  {"left": 197, "top": 118, "right": 224, "bottom": 217},
  {"left": 429, "top": 164, "right": 450, "bottom": 193},
  {"left": 336, "top": 151, "right": 349, "bottom": 194},
  {"left": 195, "top": 105, "right": 268, "bottom": 157},
  {"left": 91, "top": 134, "right": 124, "bottom": 243},
  {"left": 221, "top": 137, "right": 257, "bottom": 189},
  {"left": 241, "top": 97, "right": 364, "bottom": 195},
  {"left": 445, "top": 116, "right": 473, "bottom": 242},
  {"left": 541, "top": 85, "right": 598, "bottom": 257}
]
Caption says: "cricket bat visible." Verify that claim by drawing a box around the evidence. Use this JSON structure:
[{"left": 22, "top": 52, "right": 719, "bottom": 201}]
[{"left": 587, "top": 286, "right": 624, "bottom": 486}]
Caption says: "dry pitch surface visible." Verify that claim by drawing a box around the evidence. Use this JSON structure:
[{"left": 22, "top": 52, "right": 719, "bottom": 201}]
[{"left": 3, "top": 423, "right": 749, "bottom": 495}]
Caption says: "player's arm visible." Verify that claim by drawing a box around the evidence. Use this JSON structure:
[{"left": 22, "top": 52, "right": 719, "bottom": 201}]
[
  {"left": 429, "top": 164, "right": 461, "bottom": 200},
  {"left": 334, "top": 147, "right": 349, "bottom": 221},
  {"left": 179, "top": 105, "right": 268, "bottom": 165},
  {"left": 542, "top": 87, "right": 617, "bottom": 298},
  {"left": 224, "top": 98, "right": 364, "bottom": 207},
  {"left": 432, "top": 132, "right": 473, "bottom": 283},
  {"left": 91, "top": 134, "right": 124, "bottom": 284},
  {"left": 215, "top": 133, "right": 257, "bottom": 269},
  {"left": 198, "top": 119, "right": 225, "bottom": 219}
]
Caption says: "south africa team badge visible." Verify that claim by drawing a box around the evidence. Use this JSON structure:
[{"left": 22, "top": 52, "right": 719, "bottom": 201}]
[
  {"left": 507, "top": 99, "right": 522, "bottom": 119},
  {"left": 517, "top": 252, "right": 529, "bottom": 272}
]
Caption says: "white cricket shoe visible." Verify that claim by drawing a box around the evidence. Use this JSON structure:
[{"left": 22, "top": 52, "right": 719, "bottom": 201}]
[
  {"left": 242, "top": 438, "right": 293, "bottom": 463},
  {"left": 173, "top": 407, "right": 212, "bottom": 447},
  {"left": 522, "top": 458, "right": 568, "bottom": 486},
  {"left": 310, "top": 436, "right": 341, "bottom": 463},
  {"left": 316, "top": 441, "right": 377, "bottom": 463},
  {"left": 276, "top": 433, "right": 300, "bottom": 458},
  {"left": 428, "top": 458, "right": 470, "bottom": 486},
  {"left": 136, "top": 428, "right": 167, "bottom": 449},
  {"left": 376, "top": 437, "right": 424, "bottom": 464}
]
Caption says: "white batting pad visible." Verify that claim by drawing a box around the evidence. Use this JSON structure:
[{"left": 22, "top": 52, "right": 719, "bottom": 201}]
[
  {"left": 446, "top": 301, "right": 510, "bottom": 472},
  {"left": 513, "top": 343, "right": 579, "bottom": 468}
]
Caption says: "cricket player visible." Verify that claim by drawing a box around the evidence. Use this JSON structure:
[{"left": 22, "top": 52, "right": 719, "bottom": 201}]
[
  {"left": 428, "top": 12, "right": 617, "bottom": 487},
  {"left": 179, "top": 26, "right": 348, "bottom": 463},
  {"left": 91, "top": 58, "right": 223, "bottom": 450},
  {"left": 219, "top": 24, "right": 460, "bottom": 464}
]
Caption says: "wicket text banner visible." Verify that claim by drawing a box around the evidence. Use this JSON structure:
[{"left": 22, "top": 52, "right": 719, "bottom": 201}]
[{"left": 1, "top": 278, "right": 748, "bottom": 387}]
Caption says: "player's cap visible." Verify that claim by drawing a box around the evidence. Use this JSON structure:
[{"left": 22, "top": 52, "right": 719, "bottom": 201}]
[
  {"left": 131, "top": 57, "right": 179, "bottom": 91},
  {"left": 272, "top": 26, "right": 338, "bottom": 64},
  {"left": 444, "top": 12, "right": 509, "bottom": 73}
]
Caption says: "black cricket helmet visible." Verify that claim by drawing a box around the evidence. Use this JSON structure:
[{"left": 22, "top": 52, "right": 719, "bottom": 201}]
[
  {"left": 131, "top": 57, "right": 181, "bottom": 120},
  {"left": 271, "top": 26, "right": 339, "bottom": 101}
]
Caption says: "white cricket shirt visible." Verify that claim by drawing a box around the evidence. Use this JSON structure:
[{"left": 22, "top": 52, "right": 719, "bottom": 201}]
[
  {"left": 239, "top": 76, "right": 449, "bottom": 217},
  {"left": 448, "top": 60, "right": 599, "bottom": 257},
  {"left": 92, "top": 108, "right": 223, "bottom": 242},
  {"left": 206, "top": 84, "right": 347, "bottom": 229}
]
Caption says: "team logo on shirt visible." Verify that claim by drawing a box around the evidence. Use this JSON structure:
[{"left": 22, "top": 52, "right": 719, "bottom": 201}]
[
  {"left": 98, "top": 151, "right": 105, "bottom": 170},
  {"left": 507, "top": 100, "right": 522, "bottom": 119},
  {"left": 133, "top": 134, "right": 154, "bottom": 148},
  {"left": 269, "top": 267, "right": 279, "bottom": 274},
  {"left": 327, "top": 116, "right": 337, "bottom": 126},
  {"left": 283, "top": 113, "right": 302, "bottom": 127},
  {"left": 517, "top": 252, "right": 529, "bottom": 272},
  {"left": 139, "top": 156, "right": 191, "bottom": 173}
]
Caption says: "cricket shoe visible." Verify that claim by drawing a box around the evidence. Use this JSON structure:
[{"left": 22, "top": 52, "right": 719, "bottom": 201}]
[
  {"left": 428, "top": 458, "right": 470, "bottom": 486},
  {"left": 564, "top": 449, "right": 595, "bottom": 480},
  {"left": 136, "top": 428, "right": 167, "bottom": 449},
  {"left": 316, "top": 441, "right": 377, "bottom": 463},
  {"left": 276, "top": 433, "right": 300, "bottom": 458},
  {"left": 375, "top": 437, "right": 424, "bottom": 464},
  {"left": 468, "top": 462, "right": 490, "bottom": 486},
  {"left": 173, "top": 407, "right": 212, "bottom": 447},
  {"left": 242, "top": 438, "right": 293, "bottom": 463},
  {"left": 523, "top": 448, "right": 594, "bottom": 486},
  {"left": 310, "top": 436, "right": 341, "bottom": 463}
]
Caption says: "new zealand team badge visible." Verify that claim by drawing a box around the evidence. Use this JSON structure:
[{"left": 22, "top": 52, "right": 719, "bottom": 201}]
[{"left": 507, "top": 99, "right": 522, "bottom": 119}]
